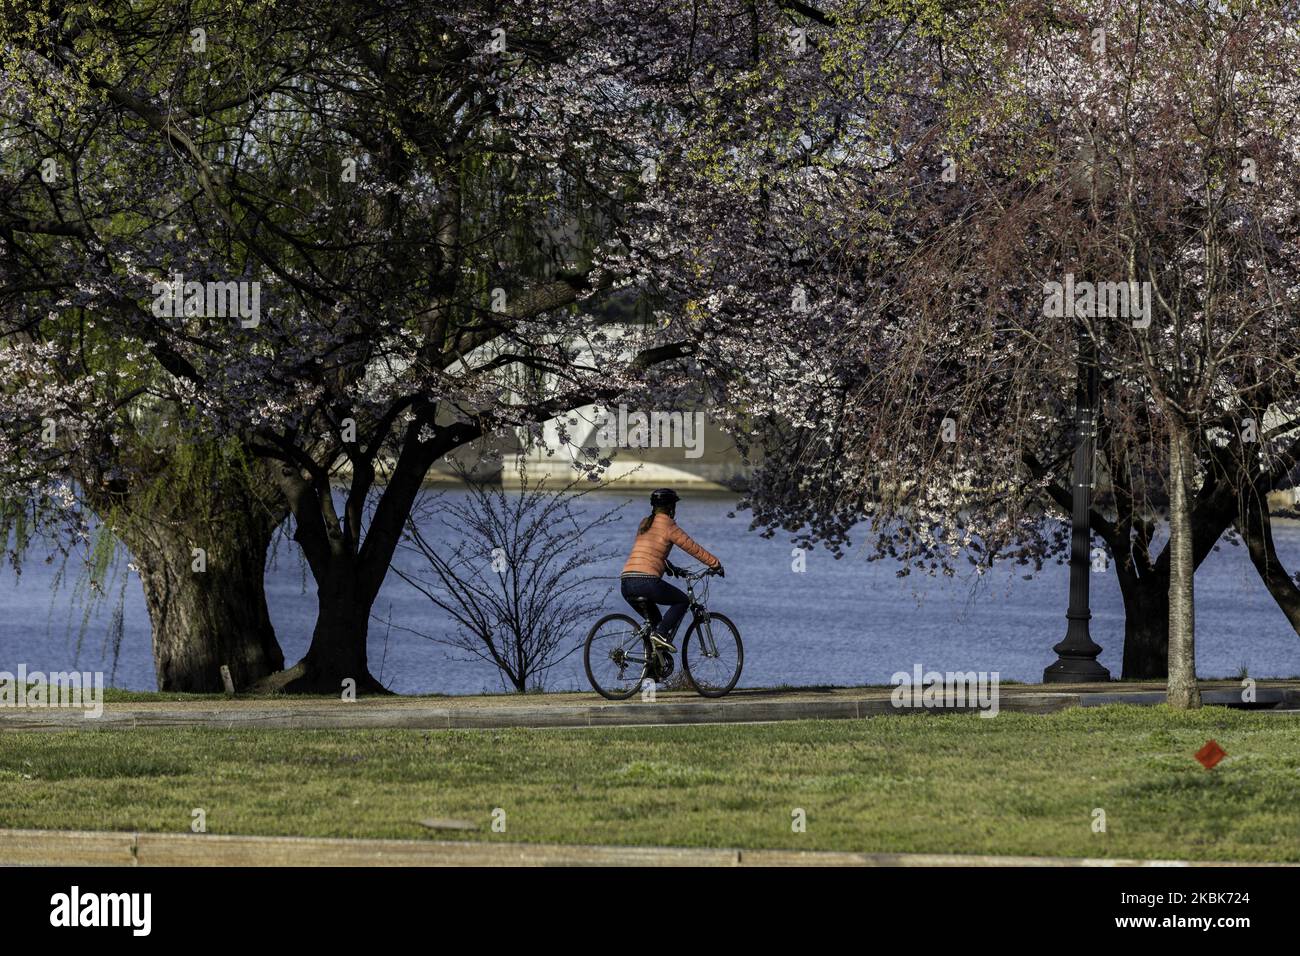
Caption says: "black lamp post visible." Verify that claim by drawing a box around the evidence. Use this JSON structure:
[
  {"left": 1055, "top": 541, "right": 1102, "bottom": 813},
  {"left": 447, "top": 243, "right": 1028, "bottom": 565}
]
[{"left": 1043, "top": 332, "right": 1112, "bottom": 683}]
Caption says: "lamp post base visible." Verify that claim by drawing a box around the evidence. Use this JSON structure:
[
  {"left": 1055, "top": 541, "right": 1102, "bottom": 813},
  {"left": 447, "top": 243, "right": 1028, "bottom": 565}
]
[{"left": 1042, "top": 656, "right": 1112, "bottom": 683}]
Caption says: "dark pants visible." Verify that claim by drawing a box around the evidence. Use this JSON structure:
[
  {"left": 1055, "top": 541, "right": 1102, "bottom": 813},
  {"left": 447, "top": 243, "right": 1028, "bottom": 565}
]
[{"left": 621, "top": 575, "right": 690, "bottom": 641}]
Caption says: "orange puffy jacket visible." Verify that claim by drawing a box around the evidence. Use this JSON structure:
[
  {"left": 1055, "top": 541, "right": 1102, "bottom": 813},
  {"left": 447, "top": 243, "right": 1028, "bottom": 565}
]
[{"left": 622, "top": 513, "right": 720, "bottom": 577}]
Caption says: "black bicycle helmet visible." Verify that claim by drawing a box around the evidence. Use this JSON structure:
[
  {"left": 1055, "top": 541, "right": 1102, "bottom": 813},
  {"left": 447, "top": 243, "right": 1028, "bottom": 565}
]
[{"left": 650, "top": 487, "right": 680, "bottom": 508}]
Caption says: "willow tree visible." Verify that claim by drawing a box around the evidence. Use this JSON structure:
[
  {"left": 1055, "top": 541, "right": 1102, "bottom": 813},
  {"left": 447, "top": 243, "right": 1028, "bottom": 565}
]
[{"left": 0, "top": 6, "right": 288, "bottom": 690}]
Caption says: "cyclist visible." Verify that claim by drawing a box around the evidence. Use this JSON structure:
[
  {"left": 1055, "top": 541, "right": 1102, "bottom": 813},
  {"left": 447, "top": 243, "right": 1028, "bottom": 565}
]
[{"left": 621, "top": 487, "right": 724, "bottom": 654}]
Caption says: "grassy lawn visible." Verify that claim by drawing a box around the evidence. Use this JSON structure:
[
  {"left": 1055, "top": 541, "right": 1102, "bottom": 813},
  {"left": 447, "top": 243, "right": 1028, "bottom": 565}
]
[{"left": 1, "top": 704, "right": 1297, "bottom": 860}]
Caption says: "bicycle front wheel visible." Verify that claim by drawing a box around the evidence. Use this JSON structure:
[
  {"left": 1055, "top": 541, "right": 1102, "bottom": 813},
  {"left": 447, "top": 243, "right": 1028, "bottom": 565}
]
[
  {"left": 584, "top": 613, "right": 652, "bottom": 700},
  {"left": 682, "top": 612, "right": 743, "bottom": 698}
]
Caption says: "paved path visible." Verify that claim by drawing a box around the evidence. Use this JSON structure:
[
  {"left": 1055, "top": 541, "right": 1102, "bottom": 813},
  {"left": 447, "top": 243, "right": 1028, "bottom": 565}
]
[
  {"left": 2, "top": 680, "right": 1295, "bottom": 731},
  {"left": 0, "top": 828, "right": 1288, "bottom": 867}
]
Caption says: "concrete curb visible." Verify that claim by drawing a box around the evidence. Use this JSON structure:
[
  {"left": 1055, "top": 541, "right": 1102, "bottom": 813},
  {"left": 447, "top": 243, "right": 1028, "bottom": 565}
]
[
  {"left": 0, "top": 696, "right": 1066, "bottom": 731},
  {"left": 0, "top": 828, "right": 1290, "bottom": 867},
  {"left": 2, "top": 684, "right": 1296, "bottom": 732}
]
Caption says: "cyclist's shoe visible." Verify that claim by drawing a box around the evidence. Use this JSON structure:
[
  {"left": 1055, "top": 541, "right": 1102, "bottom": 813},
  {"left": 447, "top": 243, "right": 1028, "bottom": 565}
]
[
  {"left": 648, "top": 631, "right": 677, "bottom": 654},
  {"left": 648, "top": 652, "right": 675, "bottom": 681}
]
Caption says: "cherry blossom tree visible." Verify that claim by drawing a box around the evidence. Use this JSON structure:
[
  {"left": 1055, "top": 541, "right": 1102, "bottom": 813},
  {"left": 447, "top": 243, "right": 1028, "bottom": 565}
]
[
  {"left": 889, "top": 0, "right": 1300, "bottom": 706},
  {"left": 0, "top": 0, "right": 771, "bottom": 693},
  {"left": 631, "top": 0, "right": 1300, "bottom": 706}
]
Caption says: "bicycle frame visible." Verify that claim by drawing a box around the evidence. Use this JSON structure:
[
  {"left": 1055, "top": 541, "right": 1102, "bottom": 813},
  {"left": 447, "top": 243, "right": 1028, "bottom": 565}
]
[{"left": 630, "top": 568, "right": 720, "bottom": 658}]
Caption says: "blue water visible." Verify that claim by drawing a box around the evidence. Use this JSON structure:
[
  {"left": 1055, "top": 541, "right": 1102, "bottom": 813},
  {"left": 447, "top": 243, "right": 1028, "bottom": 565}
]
[{"left": 2, "top": 489, "right": 1299, "bottom": 693}]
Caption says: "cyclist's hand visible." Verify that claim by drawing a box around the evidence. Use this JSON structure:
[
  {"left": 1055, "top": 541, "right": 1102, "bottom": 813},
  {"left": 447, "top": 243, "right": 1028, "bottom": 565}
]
[
  {"left": 712, "top": 563, "right": 725, "bottom": 578},
  {"left": 664, "top": 561, "right": 682, "bottom": 578}
]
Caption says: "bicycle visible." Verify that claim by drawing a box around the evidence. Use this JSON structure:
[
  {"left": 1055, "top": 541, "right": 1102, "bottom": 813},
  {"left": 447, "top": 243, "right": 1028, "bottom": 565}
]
[{"left": 584, "top": 565, "right": 743, "bottom": 700}]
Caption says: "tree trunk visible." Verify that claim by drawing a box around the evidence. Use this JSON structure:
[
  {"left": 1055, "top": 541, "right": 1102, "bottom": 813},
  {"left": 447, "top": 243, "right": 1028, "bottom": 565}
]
[
  {"left": 1118, "top": 566, "right": 1170, "bottom": 679},
  {"left": 264, "top": 414, "right": 477, "bottom": 695},
  {"left": 1106, "top": 448, "right": 1240, "bottom": 679},
  {"left": 1166, "top": 418, "right": 1201, "bottom": 709},
  {"left": 1240, "top": 493, "right": 1300, "bottom": 636},
  {"left": 84, "top": 446, "right": 287, "bottom": 693},
  {"left": 127, "top": 507, "right": 283, "bottom": 691},
  {"left": 280, "top": 560, "right": 389, "bottom": 695}
]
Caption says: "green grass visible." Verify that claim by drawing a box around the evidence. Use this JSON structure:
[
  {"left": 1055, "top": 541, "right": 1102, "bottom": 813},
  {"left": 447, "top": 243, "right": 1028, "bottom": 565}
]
[{"left": 2, "top": 705, "right": 1298, "bottom": 860}]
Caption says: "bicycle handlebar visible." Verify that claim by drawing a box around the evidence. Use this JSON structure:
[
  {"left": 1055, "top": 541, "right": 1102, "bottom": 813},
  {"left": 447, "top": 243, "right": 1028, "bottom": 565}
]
[{"left": 682, "top": 566, "right": 722, "bottom": 580}]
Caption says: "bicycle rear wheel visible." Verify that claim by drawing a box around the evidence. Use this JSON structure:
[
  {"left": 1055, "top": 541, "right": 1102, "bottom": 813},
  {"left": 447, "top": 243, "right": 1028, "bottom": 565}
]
[
  {"left": 681, "top": 612, "right": 743, "bottom": 698},
  {"left": 584, "top": 613, "right": 652, "bottom": 700}
]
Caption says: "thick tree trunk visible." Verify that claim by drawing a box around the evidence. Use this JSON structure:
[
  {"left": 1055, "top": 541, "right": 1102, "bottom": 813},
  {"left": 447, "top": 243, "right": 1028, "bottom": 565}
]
[
  {"left": 1118, "top": 566, "right": 1169, "bottom": 679},
  {"left": 84, "top": 447, "right": 286, "bottom": 693},
  {"left": 127, "top": 508, "right": 283, "bottom": 691},
  {"left": 1166, "top": 419, "right": 1201, "bottom": 709},
  {"left": 264, "top": 489, "right": 394, "bottom": 696},
  {"left": 1107, "top": 450, "right": 1240, "bottom": 679},
  {"left": 280, "top": 561, "right": 388, "bottom": 695}
]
